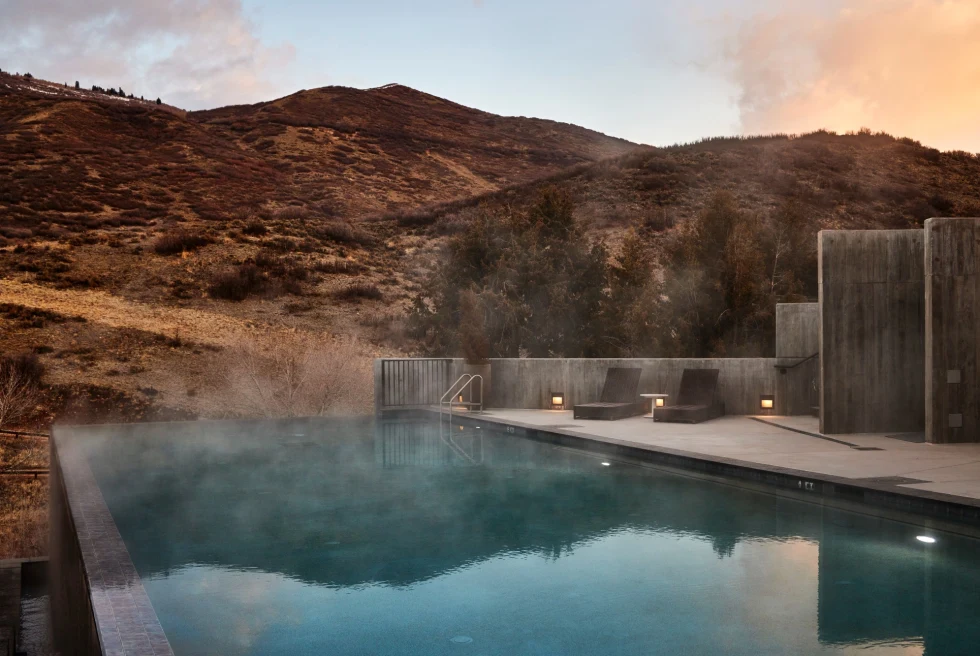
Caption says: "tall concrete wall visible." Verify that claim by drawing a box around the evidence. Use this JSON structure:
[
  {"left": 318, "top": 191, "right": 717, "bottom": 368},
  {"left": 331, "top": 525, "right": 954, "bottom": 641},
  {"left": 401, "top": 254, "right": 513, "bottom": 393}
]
[
  {"left": 469, "top": 358, "right": 784, "bottom": 415},
  {"left": 925, "top": 218, "right": 980, "bottom": 443},
  {"left": 818, "top": 230, "right": 926, "bottom": 434}
]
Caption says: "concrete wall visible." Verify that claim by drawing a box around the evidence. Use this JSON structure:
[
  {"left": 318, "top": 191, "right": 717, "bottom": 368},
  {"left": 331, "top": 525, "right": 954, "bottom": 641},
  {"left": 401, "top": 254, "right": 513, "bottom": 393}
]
[
  {"left": 818, "top": 230, "right": 926, "bottom": 434},
  {"left": 776, "top": 303, "right": 819, "bottom": 359},
  {"left": 460, "top": 358, "right": 784, "bottom": 415},
  {"left": 925, "top": 218, "right": 980, "bottom": 443},
  {"left": 49, "top": 440, "right": 102, "bottom": 656},
  {"left": 775, "top": 303, "right": 820, "bottom": 417}
]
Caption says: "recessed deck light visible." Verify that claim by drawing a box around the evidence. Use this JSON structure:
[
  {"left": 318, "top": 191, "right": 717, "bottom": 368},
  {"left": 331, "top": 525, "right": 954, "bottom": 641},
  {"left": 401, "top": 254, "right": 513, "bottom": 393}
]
[{"left": 916, "top": 535, "right": 936, "bottom": 544}]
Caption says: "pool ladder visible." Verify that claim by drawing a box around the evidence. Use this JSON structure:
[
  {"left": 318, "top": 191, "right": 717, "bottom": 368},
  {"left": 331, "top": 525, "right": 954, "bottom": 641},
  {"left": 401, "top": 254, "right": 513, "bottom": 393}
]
[
  {"left": 439, "top": 374, "right": 484, "bottom": 422},
  {"left": 437, "top": 375, "right": 484, "bottom": 465}
]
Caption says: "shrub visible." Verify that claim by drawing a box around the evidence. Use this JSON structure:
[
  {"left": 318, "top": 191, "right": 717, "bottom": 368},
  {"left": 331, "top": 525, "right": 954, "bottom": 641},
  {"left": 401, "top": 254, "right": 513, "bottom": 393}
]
[
  {"left": 153, "top": 230, "right": 213, "bottom": 255},
  {"left": 208, "top": 264, "right": 265, "bottom": 301},
  {"left": 311, "top": 221, "right": 375, "bottom": 246},
  {"left": 312, "top": 259, "right": 364, "bottom": 275},
  {"left": 333, "top": 282, "right": 383, "bottom": 301},
  {"left": 0, "top": 353, "right": 43, "bottom": 430},
  {"left": 242, "top": 219, "right": 268, "bottom": 236},
  {"left": 929, "top": 193, "right": 955, "bottom": 214},
  {"left": 225, "top": 335, "right": 373, "bottom": 417}
]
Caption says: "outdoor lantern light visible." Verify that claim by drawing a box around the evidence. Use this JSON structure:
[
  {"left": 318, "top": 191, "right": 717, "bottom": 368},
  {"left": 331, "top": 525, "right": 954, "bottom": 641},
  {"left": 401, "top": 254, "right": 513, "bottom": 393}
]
[
  {"left": 551, "top": 392, "right": 565, "bottom": 410},
  {"left": 760, "top": 394, "right": 774, "bottom": 412},
  {"left": 655, "top": 397, "right": 665, "bottom": 408},
  {"left": 458, "top": 394, "right": 464, "bottom": 403}
]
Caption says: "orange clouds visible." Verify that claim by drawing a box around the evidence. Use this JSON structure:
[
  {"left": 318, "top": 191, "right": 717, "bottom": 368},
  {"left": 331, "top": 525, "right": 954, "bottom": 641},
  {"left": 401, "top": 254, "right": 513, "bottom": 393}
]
[{"left": 726, "top": 0, "right": 980, "bottom": 151}]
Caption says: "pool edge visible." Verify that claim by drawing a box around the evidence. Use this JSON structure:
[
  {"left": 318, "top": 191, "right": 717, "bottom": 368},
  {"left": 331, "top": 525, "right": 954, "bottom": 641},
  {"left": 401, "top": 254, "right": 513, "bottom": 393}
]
[
  {"left": 51, "top": 428, "right": 174, "bottom": 656},
  {"left": 414, "top": 409, "right": 980, "bottom": 535}
]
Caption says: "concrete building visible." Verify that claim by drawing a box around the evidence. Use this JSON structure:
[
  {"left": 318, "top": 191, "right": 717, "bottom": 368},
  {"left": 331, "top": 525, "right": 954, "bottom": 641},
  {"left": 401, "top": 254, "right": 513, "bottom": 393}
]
[{"left": 818, "top": 218, "right": 980, "bottom": 443}]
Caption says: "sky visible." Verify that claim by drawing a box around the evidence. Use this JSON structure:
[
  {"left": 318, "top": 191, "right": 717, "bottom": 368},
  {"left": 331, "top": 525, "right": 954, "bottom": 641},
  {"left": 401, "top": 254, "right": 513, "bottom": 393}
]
[{"left": 3, "top": 0, "right": 980, "bottom": 151}]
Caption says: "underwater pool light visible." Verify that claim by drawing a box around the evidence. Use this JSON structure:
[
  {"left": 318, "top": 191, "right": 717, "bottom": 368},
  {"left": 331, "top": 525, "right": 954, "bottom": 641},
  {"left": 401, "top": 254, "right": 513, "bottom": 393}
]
[
  {"left": 916, "top": 535, "right": 936, "bottom": 544},
  {"left": 601, "top": 462, "right": 611, "bottom": 466}
]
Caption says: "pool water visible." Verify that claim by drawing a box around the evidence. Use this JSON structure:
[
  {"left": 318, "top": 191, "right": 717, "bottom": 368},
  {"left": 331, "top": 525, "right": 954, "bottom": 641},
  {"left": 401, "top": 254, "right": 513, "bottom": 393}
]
[{"left": 85, "top": 417, "right": 980, "bottom": 656}]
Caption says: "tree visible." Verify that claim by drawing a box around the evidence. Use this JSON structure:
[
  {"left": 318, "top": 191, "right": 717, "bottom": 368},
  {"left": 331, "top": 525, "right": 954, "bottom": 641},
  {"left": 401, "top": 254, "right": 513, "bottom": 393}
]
[
  {"left": 458, "top": 289, "right": 490, "bottom": 364},
  {"left": 75, "top": 80, "right": 80, "bottom": 89},
  {"left": 156, "top": 97, "right": 162, "bottom": 105},
  {"left": 410, "top": 188, "right": 621, "bottom": 358}
]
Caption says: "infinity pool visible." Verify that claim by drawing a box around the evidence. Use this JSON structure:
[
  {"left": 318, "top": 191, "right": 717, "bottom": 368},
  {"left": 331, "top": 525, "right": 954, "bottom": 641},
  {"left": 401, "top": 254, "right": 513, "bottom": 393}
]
[{"left": 82, "top": 417, "right": 980, "bottom": 655}]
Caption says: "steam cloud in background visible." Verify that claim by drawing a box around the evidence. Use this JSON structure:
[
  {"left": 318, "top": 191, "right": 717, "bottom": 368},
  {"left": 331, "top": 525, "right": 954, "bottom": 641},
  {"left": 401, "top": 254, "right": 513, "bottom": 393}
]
[
  {"left": 0, "top": 0, "right": 295, "bottom": 109},
  {"left": 723, "top": 0, "right": 980, "bottom": 151}
]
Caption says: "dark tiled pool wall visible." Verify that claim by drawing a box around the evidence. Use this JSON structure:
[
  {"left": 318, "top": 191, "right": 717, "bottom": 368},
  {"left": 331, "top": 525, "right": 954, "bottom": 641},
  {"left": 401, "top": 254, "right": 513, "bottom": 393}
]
[
  {"left": 417, "top": 410, "right": 980, "bottom": 532},
  {"left": 51, "top": 431, "right": 175, "bottom": 656},
  {"left": 50, "top": 438, "right": 101, "bottom": 656}
]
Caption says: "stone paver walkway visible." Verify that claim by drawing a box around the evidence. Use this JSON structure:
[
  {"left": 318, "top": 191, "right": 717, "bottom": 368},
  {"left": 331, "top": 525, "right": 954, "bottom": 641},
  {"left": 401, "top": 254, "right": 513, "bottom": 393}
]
[{"left": 463, "top": 411, "right": 980, "bottom": 502}]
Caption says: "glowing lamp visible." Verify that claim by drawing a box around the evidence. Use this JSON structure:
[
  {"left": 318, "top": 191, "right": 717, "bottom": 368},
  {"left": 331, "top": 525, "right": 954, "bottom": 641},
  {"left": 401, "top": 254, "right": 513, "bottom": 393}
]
[
  {"left": 655, "top": 397, "right": 665, "bottom": 408},
  {"left": 551, "top": 392, "right": 565, "bottom": 410},
  {"left": 760, "top": 394, "right": 774, "bottom": 413}
]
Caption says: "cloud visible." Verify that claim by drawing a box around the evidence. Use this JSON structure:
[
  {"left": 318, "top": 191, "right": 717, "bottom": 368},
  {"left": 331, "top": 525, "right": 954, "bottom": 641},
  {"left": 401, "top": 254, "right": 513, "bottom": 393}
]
[
  {"left": 0, "top": 0, "right": 295, "bottom": 109},
  {"left": 721, "top": 0, "right": 980, "bottom": 150}
]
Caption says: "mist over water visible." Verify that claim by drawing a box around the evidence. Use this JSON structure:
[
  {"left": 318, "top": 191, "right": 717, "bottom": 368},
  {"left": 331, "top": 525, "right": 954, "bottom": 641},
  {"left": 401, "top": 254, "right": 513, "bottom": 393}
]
[{"left": 73, "top": 417, "right": 980, "bottom": 655}]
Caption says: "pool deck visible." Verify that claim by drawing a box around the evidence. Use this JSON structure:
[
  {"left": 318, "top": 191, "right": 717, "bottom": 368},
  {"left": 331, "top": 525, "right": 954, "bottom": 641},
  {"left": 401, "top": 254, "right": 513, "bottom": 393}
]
[{"left": 438, "top": 410, "right": 980, "bottom": 504}]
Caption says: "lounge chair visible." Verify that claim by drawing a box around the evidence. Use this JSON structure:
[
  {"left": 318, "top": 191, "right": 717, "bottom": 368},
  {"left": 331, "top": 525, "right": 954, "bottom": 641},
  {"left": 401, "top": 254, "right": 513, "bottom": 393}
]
[
  {"left": 573, "top": 367, "right": 646, "bottom": 420},
  {"left": 655, "top": 368, "right": 725, "bottom": 423}
]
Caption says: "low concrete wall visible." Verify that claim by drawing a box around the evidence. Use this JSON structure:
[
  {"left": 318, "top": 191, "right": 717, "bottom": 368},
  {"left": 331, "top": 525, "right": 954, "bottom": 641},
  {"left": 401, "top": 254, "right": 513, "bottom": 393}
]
[
  {"left": 49, "top": 440, "right": 101, "bottom": 656},
  {"left": 448, "top": 358, "right": 784, "bottom": 415}
]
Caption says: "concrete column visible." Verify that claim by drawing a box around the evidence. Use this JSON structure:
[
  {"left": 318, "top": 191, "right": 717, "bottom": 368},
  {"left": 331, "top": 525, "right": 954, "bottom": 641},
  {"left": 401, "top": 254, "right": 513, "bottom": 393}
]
[{"left": 925, "top": 218, "right": 980, "bottom": 443}]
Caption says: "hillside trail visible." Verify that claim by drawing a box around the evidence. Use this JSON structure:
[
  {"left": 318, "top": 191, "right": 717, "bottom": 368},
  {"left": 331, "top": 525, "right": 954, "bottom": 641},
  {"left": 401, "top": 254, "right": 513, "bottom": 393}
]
[{"left": 0, "top": 279, "right": 294, "bottom": 347}]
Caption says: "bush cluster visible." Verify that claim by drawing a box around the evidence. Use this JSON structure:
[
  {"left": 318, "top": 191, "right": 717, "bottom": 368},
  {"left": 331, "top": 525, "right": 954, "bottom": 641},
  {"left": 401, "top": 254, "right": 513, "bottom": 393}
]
[{"left": 152, "top": 231, "right": 213, "bottom": 255}]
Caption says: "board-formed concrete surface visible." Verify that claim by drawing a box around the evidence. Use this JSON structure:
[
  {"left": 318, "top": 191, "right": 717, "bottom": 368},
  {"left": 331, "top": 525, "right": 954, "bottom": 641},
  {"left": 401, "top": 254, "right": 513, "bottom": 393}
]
[
  {"left": 818, "top": 230, "right": 926, "bottom": 434},
  {"left": 925, "top": 218, "right": 980, "bottom": 443},
  {"left": 456, "top": 410, "right": 980, "bottom": 502}
]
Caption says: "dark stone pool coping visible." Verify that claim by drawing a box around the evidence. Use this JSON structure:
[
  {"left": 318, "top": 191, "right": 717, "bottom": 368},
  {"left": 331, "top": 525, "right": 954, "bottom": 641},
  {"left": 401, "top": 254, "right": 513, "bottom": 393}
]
[
  {"left": 51, "top": 429, "right": 174, "bottom": 656},
  {"left": 412, "top": 408, "right": 980, "bottom": 535}
]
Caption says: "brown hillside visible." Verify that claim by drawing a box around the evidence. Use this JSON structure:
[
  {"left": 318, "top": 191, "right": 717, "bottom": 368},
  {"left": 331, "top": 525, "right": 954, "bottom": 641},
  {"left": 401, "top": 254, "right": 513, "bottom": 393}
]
[
  {"left": 390, "top": 130, "right": 980, "bottom": 240},
  {"left": 190, "top": 83, "right": 640, "bottom": 217},
  {"left": 4, "top": 73, "right": 980, "bottom": 422}
]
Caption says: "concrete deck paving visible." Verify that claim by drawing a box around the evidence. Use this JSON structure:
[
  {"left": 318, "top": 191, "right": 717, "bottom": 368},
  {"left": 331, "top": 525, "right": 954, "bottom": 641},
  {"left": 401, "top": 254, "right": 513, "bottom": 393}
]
[{"left": 457, "top": 410, "right": 980, "bottom": 503}]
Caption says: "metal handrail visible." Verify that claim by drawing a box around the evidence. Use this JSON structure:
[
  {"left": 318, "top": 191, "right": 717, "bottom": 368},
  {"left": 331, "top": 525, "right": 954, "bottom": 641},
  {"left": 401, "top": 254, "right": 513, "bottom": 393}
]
[
  {"left": 0, "top": 428, "right": 49, "bottom": 439},
  {"left": 440, "top": 375, "right": 483, "bottom": 419},
  {"left": 438, "top": 374, "right": 484, "bottom": 464},
  {"left": 775, "top": 352, "right": 818, "bottom": 372},
  {"left": 440, "top": 374, "right": 472, "bottom": 405}
]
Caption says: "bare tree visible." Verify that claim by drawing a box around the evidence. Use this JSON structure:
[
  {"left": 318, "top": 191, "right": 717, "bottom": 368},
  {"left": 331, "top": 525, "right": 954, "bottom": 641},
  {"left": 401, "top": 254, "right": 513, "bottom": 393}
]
[
  {"left": 227, "top": 334, "right": 373, "bottom": 418},
  {"left": 0, "top": 356, "right": 41, "bottom": 432},
  {"left": 0, "top": 355, "right": 43, "bottom": 474}
]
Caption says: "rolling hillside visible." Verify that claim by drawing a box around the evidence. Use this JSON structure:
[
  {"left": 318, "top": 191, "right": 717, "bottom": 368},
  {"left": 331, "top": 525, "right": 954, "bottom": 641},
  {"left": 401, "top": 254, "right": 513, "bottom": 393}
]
[{"left": 3, "top": 71, "right": 980, "bottom": 422}]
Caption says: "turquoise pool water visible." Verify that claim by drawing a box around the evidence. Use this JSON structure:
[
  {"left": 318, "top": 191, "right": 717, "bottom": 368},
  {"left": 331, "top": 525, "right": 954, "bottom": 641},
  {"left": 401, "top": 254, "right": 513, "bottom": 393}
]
[{"left": 86, "top": 417, "right": 980, "bottom": 655}]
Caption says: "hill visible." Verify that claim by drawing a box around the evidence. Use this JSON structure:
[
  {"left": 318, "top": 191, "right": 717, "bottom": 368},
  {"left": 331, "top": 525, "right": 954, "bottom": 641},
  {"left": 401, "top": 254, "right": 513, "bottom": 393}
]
[
  {"left": 4, "top": 72, "right": 980, "bottom": 422},
  {"left": 389, "top": 129, "right": 980, "bottom": 238},
  {"left": 191, "top": 83, "right": 640, "bottom": 218}
]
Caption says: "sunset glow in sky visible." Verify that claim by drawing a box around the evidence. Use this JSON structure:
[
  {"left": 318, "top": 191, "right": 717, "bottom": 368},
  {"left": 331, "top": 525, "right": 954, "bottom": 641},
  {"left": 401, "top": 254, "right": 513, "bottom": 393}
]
[{"left": 3, "top": 0, "right": 979, "bottom": 151}]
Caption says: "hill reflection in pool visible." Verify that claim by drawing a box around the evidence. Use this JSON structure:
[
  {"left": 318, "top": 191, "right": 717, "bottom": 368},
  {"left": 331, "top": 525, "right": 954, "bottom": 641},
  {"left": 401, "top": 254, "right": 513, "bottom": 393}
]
[{"left": 81, "top": 417, "right": 980, "bottom": 656}]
